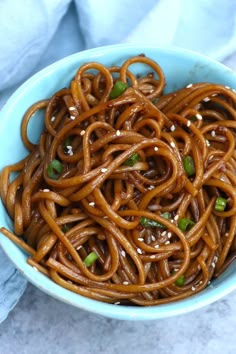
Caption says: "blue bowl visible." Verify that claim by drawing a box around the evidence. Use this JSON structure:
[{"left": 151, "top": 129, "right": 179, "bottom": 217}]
[{"left": 1, "top": 44, "right": 236, "bottom": 320}]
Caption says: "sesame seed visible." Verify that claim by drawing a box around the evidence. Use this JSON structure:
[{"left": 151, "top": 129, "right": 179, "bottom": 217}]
[
  {"left": 167, "top": 232, "right": 172, "bottom": 238},
  {"left": 101, "top": 168, "right": 108, "bottom": 173},
  {"left": 170, "top": 219, "right": 174, "bottom": 223},
  {"left": 51, "top": 116, "right": 55, "bottom": 122},
  {"left": 203, "top": 97, "right": 210, "bottom": 102},
  {"left": 151, "top": 235, "right": 156, "bottom": 242},
  {"left": 161, "top": 231, "right": 167, "bottom": 236},
  {"left": 154, "top": 244, "right": 160, "bottom": 249},
  {"left": 174, "top": 215, "right": 179, "bottom": 221},
  {"left": 148, "top": 205, "right": 159, "bottom": 211},
  {"left": 206, "top": 140, "right": 210, "bottom": 147},
  {"left": 80, "top": 130, "right": 85, "bottom": 136},
  {"left": 89, "top": 202, "right": 95, "bottom": 207},
  {"left": 208, "top": 281, "right": 211, "bottom": 285},
  {"left": 66, "top": 145, "right": 73, "bottom": 154},
  {"left": 170, "top": 142, "right": 175, "bottom": 148},
  {"left": 77, "top": 245, "right": 82, "bottom": 250},
  {"left": 170, "top": 125, "right": 176, "bottom": 132},
  {"left": 70, "top": 115, "right": 76, "bottom": 120},
  {"left": 114, "top": 301, "right": 120, "bottom": 305},
  {"left": 191, "top": 286, "right": 196, "bottom": 291},
  {"left": 137, "top": 248, "right": 142, "bottom": 254},
  {"left": 69, "top": 107, "right": 76, "bottom": 111},
  {"left": 225, "top": 232, "right": 229, "bottom": 237},
  {"left": 150, "top": 255, "right": 156, "bottom": 259},
  {"left": 138, "top": 238, "right": 144, "bottom": 242},
  {"left": 121, "top": 250, "right": 126, "bottom": 257},
  {"left": 165, "top": 241, "right": 170, "bottom": 245},
  {"left": 225, "top": 86, "right": 230, "bottom": 89},
  {"left": 154, "top": 146, "right": 159, "bottom": 151},
  {"left": 187, "top": 120, "right": 191, "bottom": 127},
  {"left": 196, "top": 113, "right": 203, "bottom": 120},
  {"left": 116, "top": 130, "right": 121, "bottom": 136},
  {"left": 211, "top": 130, "right": 216, "bottom": 137},
  {"left": 199, "top": 281, "right": 203, "bottom": 285},
  {"left": 186, "top": 83, "right": 193, "bottom": 88},
  {"left": 213, "top": 256, "right": 218, "bottom": 263},
  {"left": 174, "top": 268, "right": 179, "bottom": 272},
  {"left": 33, "top": 266, "right": 39, "bottom": 272},
  {"left": 211, "top": 262, "right": 216, "bottom": 268},
  {"left": 123, "top": 281, "right": 129, "bottom": 285},
  {"left": 148, "top": 185, "right": 155, "bottom": 190},
  {"left": 197, "top": 265, "right": 201, "bottom": 270},
  {"left": 42, "top": 189, "right": 50, "bottom": 192}
]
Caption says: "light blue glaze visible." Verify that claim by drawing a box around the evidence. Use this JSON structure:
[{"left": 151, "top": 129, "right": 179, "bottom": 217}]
[{"left": 0, "top": 44, "right": 236, "bottom": 320}]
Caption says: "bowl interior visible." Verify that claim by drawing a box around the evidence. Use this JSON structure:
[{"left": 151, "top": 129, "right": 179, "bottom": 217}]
[{"left": 1, "top": 44, "right": 236, "bottom": 320}]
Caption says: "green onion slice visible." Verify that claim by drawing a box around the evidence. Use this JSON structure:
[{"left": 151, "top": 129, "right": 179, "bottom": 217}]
[
  {"left": 110, "top": 81, "right": 128, "bottom": 99},
  {"left": 175, "top": 274, "right": 185, "bottom": 286},
  {"left": 47, "top": 159, "right": 63, "bottom": 180},
  {"left": 63, "top": 136, "right": 73, "bottom": 153},
  {"left": 84, "top": 252, "right": 98, "bottom": 267},
  {"left": 215, "top": 197, "right": 227, "bottom": 211},
  {"left": 62, "top": 224, "right": 71, "bottom": 233},
  {"left": 183, "top": 155, "right": 196, "bottom": 176},
  {"left": 151, "top": 98, "right": 159, "bottom": 105},
  {"left": 124, "top": 153, "right": 140, "bottom": 166},
  {"left": 178, "top": 218, "right": 195, "bottom": 231},
  {"left": 140, "top": 212, "right": 171, "bottom": 229}
]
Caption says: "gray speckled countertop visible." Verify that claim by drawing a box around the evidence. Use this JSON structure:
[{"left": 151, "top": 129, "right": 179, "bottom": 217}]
[
  {"left": 1, "top": 38, "right": 236, "bottom": 354},
  {"left": 1, "top": 284, "right": 236, "bottom": 354}
]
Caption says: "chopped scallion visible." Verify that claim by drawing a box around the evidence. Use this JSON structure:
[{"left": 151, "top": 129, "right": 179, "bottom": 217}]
[
  {"left": 47, "top": 159, "right": 63, "bottom": 180},
  {"left": 110, "top": 81, "right": 128, "bottom": 99},
  {"left": 84, "top": 252, "right": 98, "bottom": 267},
  {"left": 175, "top": 274, "right": 185, "bottom": 286},
  {"left": 151, "top": 98, "right": 159, "bottom": 105},
  {"left": 124, "top": 153, "right": 140, "bottom": 166},
  {"left": 140, "top": 212, "right": 171, "bottom": 229},
  {"left": 215, "top": 197, "right": 227, "bottom": 211},
  {"left": 178, "top": 218, "right": 195, "bottom": 231},
  {"left": 63, "top": 136, "right": 73, "bottom": 153},
  {"left": 62, "top": 224, "right": 70, "bottom": 233},
  {"left": 183, "top": 155, "right": 195, "bottom": 176},
  {"left": 161, "top": 212, "right": 171, "bottom": 220}
]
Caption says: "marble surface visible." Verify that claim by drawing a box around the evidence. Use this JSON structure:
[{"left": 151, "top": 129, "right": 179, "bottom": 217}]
[{"left": 1, "top": 17, "right": 236, "bottom": 354}]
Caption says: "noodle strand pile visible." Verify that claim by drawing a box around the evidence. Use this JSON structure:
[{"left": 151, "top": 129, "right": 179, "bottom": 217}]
[{"left": 1, "top": 55, "right": 236, "bottom": 305}]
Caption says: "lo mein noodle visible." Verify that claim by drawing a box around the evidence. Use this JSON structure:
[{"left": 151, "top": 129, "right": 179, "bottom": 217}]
[{"left": 1, "top": 55, "right": 236, "bottom": 306}]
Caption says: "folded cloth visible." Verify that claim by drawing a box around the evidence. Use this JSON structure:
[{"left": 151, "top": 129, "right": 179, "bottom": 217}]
[
  {"left": 0, "top": 0, "right": 236, "bottom": 323},
  {"left": 0, "top": 250, "right": 27, "bottom": 323},
  {"left": 1, "top": 0, "right": 236, "bottom": 93}
]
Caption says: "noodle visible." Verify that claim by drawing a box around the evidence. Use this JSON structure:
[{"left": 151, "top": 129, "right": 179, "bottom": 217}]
[{"left": 1, "top": 54, "right": 236, "bottom": 306}]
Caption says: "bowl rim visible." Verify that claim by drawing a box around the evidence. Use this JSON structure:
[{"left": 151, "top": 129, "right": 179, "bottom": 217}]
[{"left": 1, "top": 43, "right": 236, "bottom": 321}]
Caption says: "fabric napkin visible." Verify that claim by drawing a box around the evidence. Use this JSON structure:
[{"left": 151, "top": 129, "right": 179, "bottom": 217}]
[{"left": 0, "top": 0, "right": 236, "bottom": 323}]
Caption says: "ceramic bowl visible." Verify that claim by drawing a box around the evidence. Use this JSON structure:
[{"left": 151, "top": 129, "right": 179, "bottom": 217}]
[{"left": 1, "top": 44, "right": 236, "bottom": 320}]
